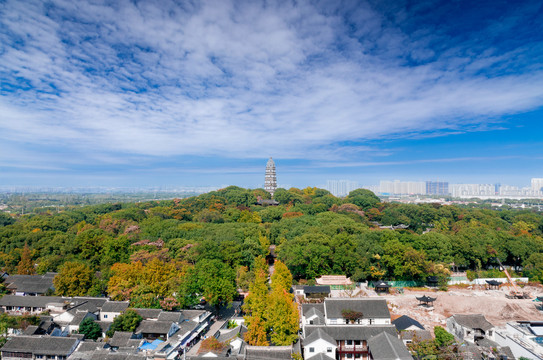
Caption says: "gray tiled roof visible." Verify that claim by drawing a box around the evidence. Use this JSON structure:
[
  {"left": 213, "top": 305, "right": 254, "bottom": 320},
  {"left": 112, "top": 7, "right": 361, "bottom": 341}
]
[
  {"left": 245, "top": 345, "right": 293, "bottom": 360},
  {"left": 324, "top": 299, "right": 390, "bottom": 319},
  {"left": 101, "top": 301, "right": 130, "bottom": 313},
  {"left": 74, "top": 341, "right": 107, "bottom": 352},
  {"left": 0, "top": 295, "right": 67, "bottom": 308},
  {"left": 109, "top": 332, "right": 138, "bottom": 347},
  {"left": 96, "top": 321, "right": 112, "bottom": 333},
  {"left": 133, "top": 308, "right": 162, "bottom": 319},
  {"left": 23, "top": 325, "right": 39, "bottom": 335},
  {"left": 89, "top": 351, "right": 146, "bottom": 360},
  {"left": 157, "top": 311, "right": 184, "bottom": 322},
  {"left": 1, "top": 335, "right": 79, "bottom": 356},
  {"left": 399, "top": 330, "right": 432, "bottom": 342},
  {"left": 308, "top": 354, "right": 330, "bottom": 360},
  {"left": 217, "top": 325, "right": 242, "bottom": 343},
  {"left": 367, "top": 331, "right": 413, "bottom": 360},
  {"left": 4, "top": 274, "right": 56, "bottom": 294},
  {"left": 302, "top": 328, "right": 336, "bottom": 346},
  {"left": 305, "top": 307, "right": 325, "bottom": 324},
  {"left": 136, "top": 320, "right": 175, "bottom": 334},
  {"left": 392, "top": 315, "right": 425, "bottom": 331},
  {"left": 305, "top": 325, "right": 397, "bottom": 341},
  {"left": 452, "top": 314, "right": 494, "bottom": 331},
  {"left": 302, "top": 304, "right": 325, "bottom": 317},
  {"left": 70, "top": 312, "right": 93, "bottom": 326},
  {"left": 70, "top": 298, "right": 108, "bottom": 313},
  {"left": 304, "top": 286, "right": 330, "bottom": 294},
  {"left": 181, "top": 309, "right": 207, "bottom": 320}
]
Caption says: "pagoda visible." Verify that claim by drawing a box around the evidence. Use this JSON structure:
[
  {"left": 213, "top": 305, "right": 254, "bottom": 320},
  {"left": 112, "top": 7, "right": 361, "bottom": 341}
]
[{"left": 264, "top": 157, "right": 277, "bottom": 197}]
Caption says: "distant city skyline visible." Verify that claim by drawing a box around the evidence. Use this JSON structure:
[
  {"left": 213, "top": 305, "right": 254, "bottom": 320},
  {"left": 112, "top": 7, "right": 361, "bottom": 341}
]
[{"left": 1, "top": 1, "right": 543, "bottom": 188}]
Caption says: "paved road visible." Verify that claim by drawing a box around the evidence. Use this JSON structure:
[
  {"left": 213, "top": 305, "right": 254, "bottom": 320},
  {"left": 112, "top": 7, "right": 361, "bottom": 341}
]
[{"left": 186, "top": 319, "right": 226, "bottom": 356}]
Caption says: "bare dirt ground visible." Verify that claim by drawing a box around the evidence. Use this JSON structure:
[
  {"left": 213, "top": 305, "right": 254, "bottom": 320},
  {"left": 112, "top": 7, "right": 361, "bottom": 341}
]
[{"left": 376, "top": 285, "right": 543, "bottom": 329}]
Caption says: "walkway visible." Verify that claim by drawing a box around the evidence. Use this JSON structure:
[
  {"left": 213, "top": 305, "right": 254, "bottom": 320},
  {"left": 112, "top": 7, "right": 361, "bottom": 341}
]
[{"left": 186, "top": 319, "right": 226, "bottom": 356}]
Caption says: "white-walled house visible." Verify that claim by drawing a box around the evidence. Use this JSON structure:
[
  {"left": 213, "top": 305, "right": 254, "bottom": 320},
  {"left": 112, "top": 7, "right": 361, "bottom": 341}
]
[
  {"left": 300, "top": 298, "right": 410, "bottom": 360},
  {"left": 323, "top": 298, "right": 391, "bottom": 325},
  {"left": 99, "top": 301, "right": 129, "bottom": 322},
  {"left": 446, "top": 314, "right": 495, "bottom": 343},
  {"left": 303, "top": 328, "right": 337, "bottom": 359}
]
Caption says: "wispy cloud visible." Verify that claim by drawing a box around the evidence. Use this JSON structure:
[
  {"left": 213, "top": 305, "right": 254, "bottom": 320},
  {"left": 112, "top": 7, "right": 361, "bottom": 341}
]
[{"left": 1, "top": 0, "right": 543, "bottom": 169}]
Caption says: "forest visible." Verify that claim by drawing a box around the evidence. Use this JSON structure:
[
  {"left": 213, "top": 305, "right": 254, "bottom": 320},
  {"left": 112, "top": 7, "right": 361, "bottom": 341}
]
[{"left": 0, "top": 186, "right": 542, "bottom": 312}]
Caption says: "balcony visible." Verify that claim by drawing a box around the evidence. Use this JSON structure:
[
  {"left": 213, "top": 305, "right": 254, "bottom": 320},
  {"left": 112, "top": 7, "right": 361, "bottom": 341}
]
[{"left": 338, "top": 344, "right": 368, "bottom": 353}]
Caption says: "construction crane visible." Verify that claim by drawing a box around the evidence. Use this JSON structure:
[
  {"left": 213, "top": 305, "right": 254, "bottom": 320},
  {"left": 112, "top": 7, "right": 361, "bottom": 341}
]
[{"left": 493, "top": 257, "right": 530, "bottom": 299}]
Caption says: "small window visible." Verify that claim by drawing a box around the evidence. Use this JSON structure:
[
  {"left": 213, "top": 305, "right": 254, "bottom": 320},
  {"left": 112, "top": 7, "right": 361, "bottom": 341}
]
[
  {"left": 347, "top": 354, "right": 353, "bottom": 359},
  {"left": 309, "top": 347, "right": 315, "bottom": 353},
  {"left": 104, "top": 314, "right": 108, "bottom": 319},
  {"left": 309, "top": 320, "right": 313, "bottom": 325},
  {"left": 327, "top": 347, "right": 332, "bottom": 353},
  {"left": 354, "top": 340, "right": 361, "bottom": 345},
  {"left": 355, "top": 355, "right": 361, "bottom": 359},
  {"left": 347, "top": 340, "right": 353, "bottom": 345},
  {"left": 489, "top": 330, "right": 493, "bottom": 336}
]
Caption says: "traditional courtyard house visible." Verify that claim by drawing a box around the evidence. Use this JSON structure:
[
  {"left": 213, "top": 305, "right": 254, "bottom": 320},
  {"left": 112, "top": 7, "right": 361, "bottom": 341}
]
[
  {"left": 108, "top": 331, "right": 143, "bottom": 350},
  {"left": 1, "top": 335, "right": 79, "bottom": 360},
  {"left": 134, "top": 308, "right": 163, "bottom": 319},
  {"left": 0, "top": 295, "right": 67, "bottom": 315},
  {"left": 4, "top": 273, "right": 56, "bottom": 296},
  {"left": 392, "top": 315, "right": 431, "bottom": 345},
  {"left": 303, "top": 328, "right": 337, "bottom": 359},
  {"left": 54, "top": 298, "right": 106, "bottom": 334},
  {"left": 304, "top": 325, "right": 398, "bottom": 360},
  {"left": 136, "top": 319, "right": 182, "bottom": 341},
  {"left": 99, "top": 300, "right": 130, "bottom": 321},
  {"left": 303, "top": 305, "right": 326, "bottom": 325},
  {"left": 21, "top": 316, "right": 61, "bottom": 336},
  {"left": 446, "top": 314, "right": 495, "bottom": 343},
  {"left": 304, "top": 286, "right": 331, "bottom": 300},
  {"left": 392, "top": 315, "right": 425, "bottom": 332},
  {"left": 367, "top": 331, "right": 413, "bottom": 360},
  {"left": 302, "top": 299, "right": 405, "bottom": 360},
  {"left": 323, "top": 298, "right": 391, "bottom": 325}
]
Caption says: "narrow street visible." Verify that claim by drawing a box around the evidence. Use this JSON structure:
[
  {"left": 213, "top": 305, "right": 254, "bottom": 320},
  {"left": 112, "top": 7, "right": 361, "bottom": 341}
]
[{"left": 186, "top": 319, "right": 226, "bottom": 356}]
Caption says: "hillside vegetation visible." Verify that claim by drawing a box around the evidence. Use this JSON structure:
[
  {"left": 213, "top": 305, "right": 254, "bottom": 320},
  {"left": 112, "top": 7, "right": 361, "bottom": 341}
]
[{"left": 0, "top": 186, "right": 542, "bottom": 309}]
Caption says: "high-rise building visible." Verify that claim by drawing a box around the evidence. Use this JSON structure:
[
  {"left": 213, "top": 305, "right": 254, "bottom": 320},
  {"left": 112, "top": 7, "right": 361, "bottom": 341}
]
[
  {"left": 450, "top": 184, "right": 495, "bottom": 197},
  {"left": 426, "top": 181, "right": 449, "bottom": 195},
  {"left": 325, "top": 180, "right": 359, "bottom": 197},
  {"left": 531, "top": 178, "right": 543, "bottom": 193},
  {"left": 379, "top": 180, "right": 425, "bottom": 195},
  {"left": 264, "top": 157, "right": 277, "bottom": 197}
]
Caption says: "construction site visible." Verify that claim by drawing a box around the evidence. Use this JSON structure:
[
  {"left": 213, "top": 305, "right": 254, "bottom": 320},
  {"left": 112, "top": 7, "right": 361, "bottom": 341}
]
[{"left": 386, "top": 285, "right": 543, "bottom": 328}]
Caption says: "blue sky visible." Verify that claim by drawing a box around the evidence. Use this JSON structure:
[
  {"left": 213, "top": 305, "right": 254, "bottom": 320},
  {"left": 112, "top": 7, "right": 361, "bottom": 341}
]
[{"left": 1, "top": 0, "right": 543, "bottom": 189}]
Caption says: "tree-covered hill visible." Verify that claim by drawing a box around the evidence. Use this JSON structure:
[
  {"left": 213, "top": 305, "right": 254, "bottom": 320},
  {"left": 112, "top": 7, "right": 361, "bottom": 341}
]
[{"left": 0, "top": 186, "right": 542, "bottom": 308}]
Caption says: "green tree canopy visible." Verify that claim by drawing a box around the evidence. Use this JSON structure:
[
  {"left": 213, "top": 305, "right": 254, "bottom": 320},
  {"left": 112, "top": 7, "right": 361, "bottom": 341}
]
[
  {"left": 106, "top": 310, "right": 143, "bottom": 337},
  {"left": 79, "top": 317, "right": 102, "bottom": 340}
]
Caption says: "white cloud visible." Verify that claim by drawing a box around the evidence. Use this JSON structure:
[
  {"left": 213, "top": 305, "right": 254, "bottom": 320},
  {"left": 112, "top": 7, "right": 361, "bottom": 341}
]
[{"left": 1, "top": 0, "right": 543, "bottom": 166}]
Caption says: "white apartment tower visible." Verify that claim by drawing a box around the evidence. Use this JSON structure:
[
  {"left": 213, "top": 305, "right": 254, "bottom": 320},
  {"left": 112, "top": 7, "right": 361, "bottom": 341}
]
[
  {"left": 264, "top": 157, "right": 277, "bottom": 197},
  {"left": 531, "top": 178, "right": 543, "bottom": 193}
]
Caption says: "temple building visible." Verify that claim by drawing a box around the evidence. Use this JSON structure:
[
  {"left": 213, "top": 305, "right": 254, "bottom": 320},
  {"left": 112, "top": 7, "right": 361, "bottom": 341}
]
[{"left": 264, "top": 157, "right": 277, "bottom": 197}]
